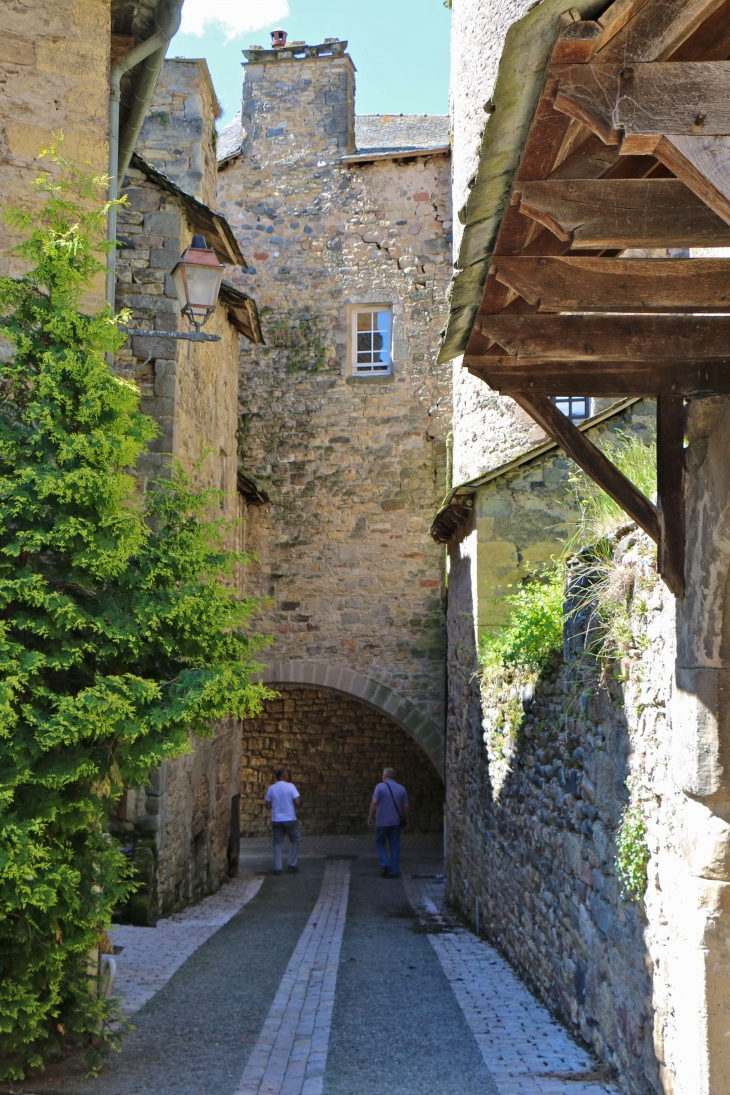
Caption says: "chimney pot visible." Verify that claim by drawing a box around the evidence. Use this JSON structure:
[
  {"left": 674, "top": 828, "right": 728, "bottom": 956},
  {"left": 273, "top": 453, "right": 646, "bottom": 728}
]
[{"left": 271, "top": 28, "right": 287, "bottom": 47}]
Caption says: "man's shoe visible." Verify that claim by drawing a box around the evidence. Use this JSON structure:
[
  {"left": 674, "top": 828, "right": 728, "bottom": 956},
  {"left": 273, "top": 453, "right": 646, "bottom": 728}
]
[
  {"left": 274, "top": 869, "right": 282, "bottom": 875},
  {"left": 381, "top": 866, "right": 391, "bottom": 877},
  {"left": 286, "top": 865, "right": 299, "bottom": 874}
]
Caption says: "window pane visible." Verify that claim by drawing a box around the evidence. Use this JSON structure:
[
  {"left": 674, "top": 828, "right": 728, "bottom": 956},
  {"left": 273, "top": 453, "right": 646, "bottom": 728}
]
[
  {"left": 357, "top": 352, "right": 371, "bottom": 363},
  {"left": 357, "top": 312, "right": 372, "bottom": 331},
  {"left": 357, "top": 333, "right": 372, "bottom": 353},
  {"left": 372, "top": 332, "right": 383, "bottom": 352}
]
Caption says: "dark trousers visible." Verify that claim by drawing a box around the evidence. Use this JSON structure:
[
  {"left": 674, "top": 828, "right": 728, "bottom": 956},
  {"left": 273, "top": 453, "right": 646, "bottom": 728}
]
[{"left": 375, "top": 825, "right": 401, "bottom": 876}]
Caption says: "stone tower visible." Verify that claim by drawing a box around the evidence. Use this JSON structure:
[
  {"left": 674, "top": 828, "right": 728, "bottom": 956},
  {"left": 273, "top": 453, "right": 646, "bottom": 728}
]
[{"left": 216, "top": 35, "right": 452, "bottom": 821}]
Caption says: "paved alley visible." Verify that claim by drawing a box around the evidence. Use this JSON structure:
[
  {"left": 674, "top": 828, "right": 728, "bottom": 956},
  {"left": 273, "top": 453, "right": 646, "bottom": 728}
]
[{"left": 6, "top": 836, "right": 618, "bottom": 1095}]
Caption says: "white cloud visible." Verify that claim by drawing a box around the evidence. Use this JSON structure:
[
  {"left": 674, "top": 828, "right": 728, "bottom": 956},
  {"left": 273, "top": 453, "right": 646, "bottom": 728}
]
[{"left": 180, "top": 0, "right": 290, "bottom": 41}]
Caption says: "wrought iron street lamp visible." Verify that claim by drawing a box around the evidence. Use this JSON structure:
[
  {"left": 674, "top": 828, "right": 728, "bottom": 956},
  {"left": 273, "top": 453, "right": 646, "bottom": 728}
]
[
  {"left": 170, "top": 235, "right": 225, "bottom": 333},
  {"left": 119, "top": 235, "right": 225, "bottom": 365}
]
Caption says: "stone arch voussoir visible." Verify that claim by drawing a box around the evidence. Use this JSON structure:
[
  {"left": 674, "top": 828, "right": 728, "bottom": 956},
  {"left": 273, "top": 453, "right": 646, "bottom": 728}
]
[{"left": 261, "top": 659, "right": 444, "bottom": 780}]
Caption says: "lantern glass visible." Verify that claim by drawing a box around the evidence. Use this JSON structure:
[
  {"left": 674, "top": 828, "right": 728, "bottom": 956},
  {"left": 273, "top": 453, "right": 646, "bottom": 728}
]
[{"left": 170, "top": 238, "right": 225, "bottom": 327}]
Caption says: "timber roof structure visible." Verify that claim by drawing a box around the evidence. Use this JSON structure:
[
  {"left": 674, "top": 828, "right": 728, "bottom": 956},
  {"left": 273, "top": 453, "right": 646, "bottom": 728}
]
[{"left": 440, "top": 0, "right": 730, "bottom": 596}]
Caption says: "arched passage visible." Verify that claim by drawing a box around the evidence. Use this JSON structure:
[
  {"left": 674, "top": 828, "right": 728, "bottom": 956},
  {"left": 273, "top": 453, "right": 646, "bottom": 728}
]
[
  {"left": 261, "top": 659, "right": 445, "bottom": 777},
  {"left": 240, "top": 685, "right": 444, "bottom": 836}
]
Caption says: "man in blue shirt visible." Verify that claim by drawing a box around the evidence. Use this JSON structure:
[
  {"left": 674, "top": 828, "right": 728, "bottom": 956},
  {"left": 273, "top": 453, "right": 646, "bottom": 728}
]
[{"left": 367, "top": 767, "right": 409, "bottom": 878}]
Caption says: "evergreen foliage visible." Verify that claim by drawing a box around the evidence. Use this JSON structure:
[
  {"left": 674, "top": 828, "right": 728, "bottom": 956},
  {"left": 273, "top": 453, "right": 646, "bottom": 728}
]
[{"left": 0, "top": 147, "right": 272, "bottom": 1078}]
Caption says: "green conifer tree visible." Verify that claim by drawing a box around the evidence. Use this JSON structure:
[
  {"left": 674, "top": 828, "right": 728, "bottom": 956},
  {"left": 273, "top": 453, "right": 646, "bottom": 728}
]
[{"left": 0, "top": 147, "right": 272, "bottom": 1078}]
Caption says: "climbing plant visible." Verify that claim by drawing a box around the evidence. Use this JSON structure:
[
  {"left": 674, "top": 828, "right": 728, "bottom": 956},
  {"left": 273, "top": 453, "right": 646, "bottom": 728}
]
[
  {"left": 260, "top": 306, "right": 327, "bottom": 373},
  {"left": 615, "top": 790, "right": 650, "bottom": 902},
  {"left": 0, "top": 145, "right": 272, "bottom": 1079}
]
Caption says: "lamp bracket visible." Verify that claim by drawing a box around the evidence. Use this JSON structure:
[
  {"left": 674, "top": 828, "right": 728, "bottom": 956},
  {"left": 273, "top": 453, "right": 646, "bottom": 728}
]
[{"left": 120, "top": 327, "right": 222, "bottom": 343}]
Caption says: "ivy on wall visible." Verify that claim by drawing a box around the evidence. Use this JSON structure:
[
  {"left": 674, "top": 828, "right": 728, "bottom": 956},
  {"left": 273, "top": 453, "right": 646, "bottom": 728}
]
[{"left": 259, "top": 307, "right": 327, "bottom": 373}]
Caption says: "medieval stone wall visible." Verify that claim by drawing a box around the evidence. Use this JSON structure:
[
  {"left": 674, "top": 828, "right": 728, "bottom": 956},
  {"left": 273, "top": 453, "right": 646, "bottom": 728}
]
[
  {"left": 447, "top": 531, "right": 668, "bottom": 1093},
  {"left": 138, "top": 58, "right": 220, "bottom": 207},
  {"left": 112, "top": 71, "right": 247, "bottom": 918},
  {"left": 444, "top": 395, "right": 730, "bottom": 1095},
  {"left": 0, "top": 0, "right": 110, "bottom": 305},
  {"left": 216, "top": 47, "right": 452, "bottom": 739},
  {"left": 239, "top": 687, "right": 444, "bottom": 837}
]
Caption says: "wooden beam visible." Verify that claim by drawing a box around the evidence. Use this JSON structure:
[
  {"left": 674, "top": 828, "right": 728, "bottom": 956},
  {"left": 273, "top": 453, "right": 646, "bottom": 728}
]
[
  {"left": 597, "top": 0, "right": 653, "bottom": 47},
  {"left": 649, "top": 134, "right": 730, "bottom": 226},
  {"left": 465, "top": 358, "right": 730, "bottom": 395},
  {"left": 490, "top": 256, "right": 730, "bottom": 312},
  {"left": 551, "top": 20, "right": 603, "bottom": 64},
  {"left": 596, "top": 0, "right": 727, "bottom": 63},
  {"left": 476, "top": 313, "right": 730, "bottom": 359},
  {"left": 553, "top": 62, "right": 730, "bottom": 147},
  {"left": 669, "top": 0, "right": 730, "bottom": 60},
  {"left": 510, "top": 392, "right": 661, "bottom": 543},
  {"left": 516, "top": 178, "right": 730, "bottom": 247},
  {"left": 656, "top": 395, "right": 685, "bottom": 596}
]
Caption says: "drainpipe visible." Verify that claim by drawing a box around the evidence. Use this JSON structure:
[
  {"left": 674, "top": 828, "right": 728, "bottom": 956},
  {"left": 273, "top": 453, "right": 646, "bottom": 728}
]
[{"left": 106, "top": 1, "right": 183, "bottom": 310}]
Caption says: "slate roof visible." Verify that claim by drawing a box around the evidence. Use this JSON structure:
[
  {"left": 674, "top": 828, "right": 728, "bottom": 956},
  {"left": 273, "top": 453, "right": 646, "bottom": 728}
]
[
  {"left": 216, "top": 111, "right": 450, "bottom": 167},
  {"left": 130, "top": 153, "right": 245, "bottom": 266},
  {"left": 354, "top": 114, "right": 450, "bottom": 154},
  {"left": 217, "top": 111, "right": 243, "bottom": 165}
]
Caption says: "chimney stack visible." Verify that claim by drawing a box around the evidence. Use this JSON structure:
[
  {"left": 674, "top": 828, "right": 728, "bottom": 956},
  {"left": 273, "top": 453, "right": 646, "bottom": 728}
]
[{"left": 270, "top": 29, "right": 287, "bottom": 48}]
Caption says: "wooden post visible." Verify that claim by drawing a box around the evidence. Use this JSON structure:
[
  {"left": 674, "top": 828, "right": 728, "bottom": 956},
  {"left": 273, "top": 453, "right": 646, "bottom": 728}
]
[{"left": 657, "top": 395, "right": 686, "bottom": 596}]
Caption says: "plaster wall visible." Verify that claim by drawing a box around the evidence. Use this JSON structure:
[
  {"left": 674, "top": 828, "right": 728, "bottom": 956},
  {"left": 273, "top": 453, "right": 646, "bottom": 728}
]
[
  {"left": 448, "top": 0, "right": 536, "bottom": 486},
  {"left": 216, "top": 47, "right": 452, "bottom": 738}
]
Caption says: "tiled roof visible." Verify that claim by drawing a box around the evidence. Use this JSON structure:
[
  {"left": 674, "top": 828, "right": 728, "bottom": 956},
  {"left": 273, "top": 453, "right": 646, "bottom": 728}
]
[
  {"left": 354, "top": 114, "right": 450, "bottom": 154},
  {"left": 217, "top": 111, "right": 243, "bottom": 164}
]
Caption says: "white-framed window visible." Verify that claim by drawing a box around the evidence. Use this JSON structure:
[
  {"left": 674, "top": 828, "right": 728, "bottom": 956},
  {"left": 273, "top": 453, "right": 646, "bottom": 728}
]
[
  {"left": 351, "top": 306, "right": 392, "bottom": 375},
  {"left": 552, "top": 396, "right": 590, "bottom": 423}
]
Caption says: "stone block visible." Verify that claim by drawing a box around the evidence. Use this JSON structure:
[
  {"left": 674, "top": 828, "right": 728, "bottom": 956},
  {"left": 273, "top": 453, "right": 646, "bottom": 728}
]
[{"left": 143, "top": 212, "right": 184, "bottom": 236}]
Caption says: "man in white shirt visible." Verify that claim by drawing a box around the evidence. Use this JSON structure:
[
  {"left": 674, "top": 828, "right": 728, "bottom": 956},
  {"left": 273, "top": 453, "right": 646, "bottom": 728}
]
[{"left": 264, "top": 768, "right": 301, "bottom": 875}]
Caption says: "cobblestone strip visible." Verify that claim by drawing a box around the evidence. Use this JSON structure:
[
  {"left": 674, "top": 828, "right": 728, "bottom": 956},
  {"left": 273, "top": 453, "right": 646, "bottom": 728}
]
[
  {"left": 404, "top": 877, "right": 618, "bottom": 1095},
  {"left": 234, "top": 859, "right": 351, "bottom": 1095},
  {"left": 110, "top": 875, "right": 264, "bottom": 1016}
]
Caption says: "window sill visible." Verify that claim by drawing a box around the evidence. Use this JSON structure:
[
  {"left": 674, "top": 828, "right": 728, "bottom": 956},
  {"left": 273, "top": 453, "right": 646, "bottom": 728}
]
[{"left": 346, "top": 373, "right": 395, "bottom": 384}]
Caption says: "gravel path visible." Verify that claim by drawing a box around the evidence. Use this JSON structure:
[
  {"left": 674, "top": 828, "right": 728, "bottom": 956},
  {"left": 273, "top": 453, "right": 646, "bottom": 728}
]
[
  {"left": 2, "top": 834, "right": 616, "bottom": 1095},
  {"left": 323, "top": 848, "right": 498, "bottom": 1095}
]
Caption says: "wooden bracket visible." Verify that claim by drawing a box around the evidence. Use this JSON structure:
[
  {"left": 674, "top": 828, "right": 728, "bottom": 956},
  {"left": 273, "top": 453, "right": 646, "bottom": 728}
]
[
  {"left": 511, "top": 393, "right": 661, "bottom": 543},
  {"left": 657, "top": 395, "right": 686, "bottom": 596}
]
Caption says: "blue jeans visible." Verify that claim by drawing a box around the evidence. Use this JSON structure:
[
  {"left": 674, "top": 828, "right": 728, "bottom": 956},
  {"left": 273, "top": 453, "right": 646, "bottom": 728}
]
[
  {"left": 375, "top": 825, "right": 401, "bottom": 876},
  {"left": 272, "top": 821, "right": 300, "bottom": 871}
]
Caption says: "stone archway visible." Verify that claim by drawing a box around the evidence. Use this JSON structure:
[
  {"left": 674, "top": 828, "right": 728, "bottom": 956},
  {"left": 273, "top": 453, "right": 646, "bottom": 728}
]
[{"left": 261, "top": 658, "right": 445, "bottom": 778}]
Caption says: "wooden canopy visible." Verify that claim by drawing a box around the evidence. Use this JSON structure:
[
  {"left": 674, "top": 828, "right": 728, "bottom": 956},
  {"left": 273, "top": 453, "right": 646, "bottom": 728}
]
[{"left": 461, "top": 0, "right": 730, "bottom": 596}]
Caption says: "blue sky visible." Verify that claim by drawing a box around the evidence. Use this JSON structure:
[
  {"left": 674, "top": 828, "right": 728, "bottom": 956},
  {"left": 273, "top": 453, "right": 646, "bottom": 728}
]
[{"left": 171, "top": 0, "right": 452, "bottom": 127}]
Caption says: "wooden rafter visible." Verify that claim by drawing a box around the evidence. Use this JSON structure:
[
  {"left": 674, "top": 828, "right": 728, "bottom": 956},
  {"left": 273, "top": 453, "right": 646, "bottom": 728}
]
[
  {"left": 516, "top": 179, "right": 730, "bottom": 248},
  {"left": 451, "top": 0, "right": 730, "bottom": 595},
  {"left": 511, "top": 393, "right": 662, "bottom": 543},
  {"left": 475, "top": 314, "right": 730, "bottom": 359},
  {"left": 490, "top": 256, "right": 730, "bottom": 310}
]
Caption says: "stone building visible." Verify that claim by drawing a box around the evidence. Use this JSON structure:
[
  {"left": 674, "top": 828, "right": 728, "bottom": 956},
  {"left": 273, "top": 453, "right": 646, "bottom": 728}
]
[
  {"left": 108, "top": 59, "right": 265, "bottom": 919},
  {"left": 213, "top": 35, "right": 453, "bottom": 823},
  {"left": 439, "top": 1, "right": 730, "bottom": 1093}
]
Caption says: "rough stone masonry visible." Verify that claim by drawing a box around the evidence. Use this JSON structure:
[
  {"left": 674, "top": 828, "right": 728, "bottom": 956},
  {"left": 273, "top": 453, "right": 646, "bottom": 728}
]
[{"left": 216, "top": 39, "right": 453, "bottom": 769}]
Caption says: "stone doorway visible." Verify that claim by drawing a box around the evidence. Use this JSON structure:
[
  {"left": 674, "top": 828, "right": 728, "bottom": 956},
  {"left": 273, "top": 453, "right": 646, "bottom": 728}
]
[{"left": 240, "top": 687, "right": 444, "bottom": 836}]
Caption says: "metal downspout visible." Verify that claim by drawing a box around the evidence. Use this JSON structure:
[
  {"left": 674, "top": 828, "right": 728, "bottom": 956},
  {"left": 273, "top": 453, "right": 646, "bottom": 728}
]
[{"left": 106, "top": 1, "right": 183, "bottom": 310}]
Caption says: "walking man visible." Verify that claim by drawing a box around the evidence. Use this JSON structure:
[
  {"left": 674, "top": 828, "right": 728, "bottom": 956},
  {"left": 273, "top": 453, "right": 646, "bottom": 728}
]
[
  {"left": 368, "top": 767, "right": 409, "bottom": 878},
  {"left": 264, "top": 768, "right": 301, "bottom": 875}
]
